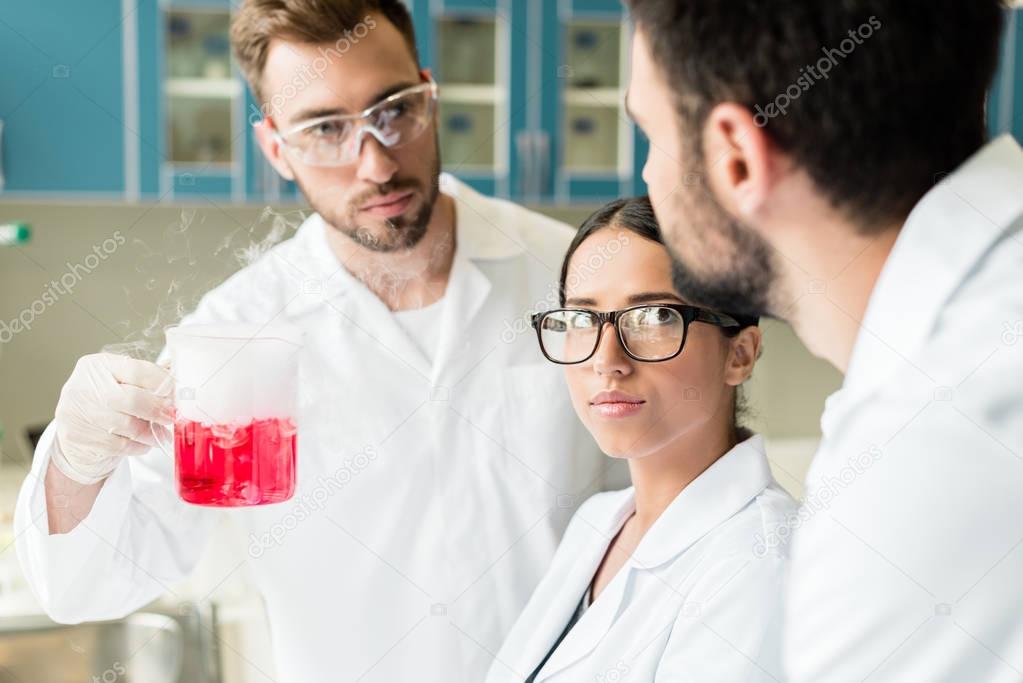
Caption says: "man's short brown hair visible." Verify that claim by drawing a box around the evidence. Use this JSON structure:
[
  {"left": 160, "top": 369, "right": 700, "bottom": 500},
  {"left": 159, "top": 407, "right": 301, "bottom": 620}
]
[{"left": 231, "top": 0, "right": 419, "bottom": 107}]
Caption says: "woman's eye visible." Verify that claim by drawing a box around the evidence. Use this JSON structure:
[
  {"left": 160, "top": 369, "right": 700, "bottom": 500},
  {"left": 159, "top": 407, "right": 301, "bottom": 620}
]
[
  {"left": 636, "top": 307, "right": 672, "bottom": 325},
  {"left": 569, "top": 313, "right": 597, "bottom": 328}
]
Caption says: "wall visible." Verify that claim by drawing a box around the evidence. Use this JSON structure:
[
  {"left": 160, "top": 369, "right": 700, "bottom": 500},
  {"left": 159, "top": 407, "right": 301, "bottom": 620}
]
[{"left": 0, "top": 198, "right": 841, "bottom": 491}]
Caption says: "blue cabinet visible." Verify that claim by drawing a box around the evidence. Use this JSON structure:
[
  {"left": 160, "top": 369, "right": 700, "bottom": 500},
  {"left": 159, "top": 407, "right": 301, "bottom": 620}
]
[
  {"left": 429, "top": 8, "right": 507, "bottom": 199},
  {"left": 0, "top": 1, "right": 126, "bottom": 196},
  {"left": 414, "top": 0, "right": 647, "bottom": 204},
  {"left": 547, "top": 0, "right": 649, "bottom": 203},
  {"left": 990, "top": 7, "right": 1023, "bottom": 143},
  {"left": 136, "top": 0, "right": 247, "bottom": 201},
  {"left": 1, "top": 2, "right": 1020, "bottom": 203}
]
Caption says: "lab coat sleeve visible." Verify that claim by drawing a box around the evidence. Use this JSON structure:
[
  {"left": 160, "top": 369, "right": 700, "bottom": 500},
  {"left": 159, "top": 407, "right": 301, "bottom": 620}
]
[
  {"left": 14, "top": 421, "right": 219, "bottom": 623},
  {"left": 653, "top": 554, "right": 787, "bottom": 683}
]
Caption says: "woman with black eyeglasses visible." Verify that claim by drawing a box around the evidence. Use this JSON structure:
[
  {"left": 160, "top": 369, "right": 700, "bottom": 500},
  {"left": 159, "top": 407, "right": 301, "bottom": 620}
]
[{"left": 486, "top": 197, "right": 796, "bottom": 683}]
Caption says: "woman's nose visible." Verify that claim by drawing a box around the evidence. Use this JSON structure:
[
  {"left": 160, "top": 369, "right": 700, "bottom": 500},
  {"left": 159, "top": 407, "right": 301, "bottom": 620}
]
[{"left": 591, "top": 323, "right": 632, "bottom": 376}]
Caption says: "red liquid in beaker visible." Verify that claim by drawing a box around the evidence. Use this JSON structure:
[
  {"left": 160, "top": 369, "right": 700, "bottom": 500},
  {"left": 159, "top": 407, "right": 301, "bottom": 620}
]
[{"left": 175, "top": 417, "right": 297, "bottom": 506}]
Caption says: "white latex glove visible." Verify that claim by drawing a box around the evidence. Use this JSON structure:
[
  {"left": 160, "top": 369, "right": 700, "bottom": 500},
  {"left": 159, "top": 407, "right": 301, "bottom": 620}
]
[{"left": 51, "top": 353, "right": 175, "bottom": 485}]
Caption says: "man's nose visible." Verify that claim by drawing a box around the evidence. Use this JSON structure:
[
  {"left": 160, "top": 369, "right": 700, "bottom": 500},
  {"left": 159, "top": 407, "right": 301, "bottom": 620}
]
[{"left": 354, "top": 132, "right": 399, "bottom": 185}]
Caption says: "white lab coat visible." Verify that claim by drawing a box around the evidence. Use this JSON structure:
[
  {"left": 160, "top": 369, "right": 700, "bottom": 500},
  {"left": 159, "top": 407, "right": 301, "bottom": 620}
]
[
  {"left": 14, "top": 174, "right": 624, "bottom": 683},
  {"left": 785, "top": 136, "right": 1023, "bottom": 681},
  {"left": 487, "top": 434, "right": 797, "bottom": 683}
]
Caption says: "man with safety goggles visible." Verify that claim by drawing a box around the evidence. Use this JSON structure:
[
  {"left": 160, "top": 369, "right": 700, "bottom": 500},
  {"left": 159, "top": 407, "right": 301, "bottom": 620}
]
[{"left": 16, "top": 2, "right": 621, "bottom": 682}]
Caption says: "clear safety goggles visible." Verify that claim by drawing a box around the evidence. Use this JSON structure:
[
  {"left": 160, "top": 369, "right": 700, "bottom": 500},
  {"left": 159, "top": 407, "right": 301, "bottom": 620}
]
[{"left": 273, "top": 81, "right": 438, "bottom": 167}]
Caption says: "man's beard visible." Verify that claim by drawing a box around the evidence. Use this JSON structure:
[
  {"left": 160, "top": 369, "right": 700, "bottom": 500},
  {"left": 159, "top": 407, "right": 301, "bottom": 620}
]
[
  {"left": 297, "top": 140, "right": 442, "bottom": 254},
  {"left": 663, "top": 150, "right": 777, "bottom": 321}
]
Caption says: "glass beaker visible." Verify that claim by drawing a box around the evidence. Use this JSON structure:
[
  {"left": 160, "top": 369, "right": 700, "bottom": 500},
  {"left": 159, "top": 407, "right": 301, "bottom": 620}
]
[{"left": 160, "top": 323, "right": 302, "bottom": 506}]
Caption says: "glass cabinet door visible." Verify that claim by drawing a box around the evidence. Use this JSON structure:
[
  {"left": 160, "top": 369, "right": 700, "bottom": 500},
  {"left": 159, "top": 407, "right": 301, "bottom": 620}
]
[
  {"left": 563, "top": 20, "right": 621, "bottom": 174},
  {"left": 165, "top": 9, "right": 234, "bottom": 165},
  {"left": 162, "top": 6, "right": 241, "bottom": 198},
  {"left": 434, "top": 13, "right": 508, "bottom": 195},
  {"left": 557, "top": 12, "right": 636, "bottom": 202}
]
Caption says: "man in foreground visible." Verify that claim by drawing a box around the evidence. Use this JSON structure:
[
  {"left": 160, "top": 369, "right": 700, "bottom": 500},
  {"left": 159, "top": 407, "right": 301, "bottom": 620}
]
[{"left": 624, "top": 0, "right": 1023, "bottom": 679}]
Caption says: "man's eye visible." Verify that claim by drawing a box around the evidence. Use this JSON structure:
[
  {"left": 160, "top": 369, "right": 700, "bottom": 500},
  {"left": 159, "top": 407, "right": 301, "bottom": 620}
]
[
  {"left": 377, "top": 103, "right": 408, "bottom": 124},
  {"left": 307, "top": 121, "right": 347, "bottom": 138}
]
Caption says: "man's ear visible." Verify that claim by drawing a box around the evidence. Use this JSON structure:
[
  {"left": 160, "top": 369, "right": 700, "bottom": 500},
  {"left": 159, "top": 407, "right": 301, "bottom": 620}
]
[
  {"left": 724, "top": 325, "right": 763, "bottom": 387},
  {"left": 253, "top": 117, "right": 296, "bottom": 182},
  {"left": 421, "top": 67, "right": 441, "bottom": 134},
  {"left": 701, "top": 103, "right": 778, "bottom": 220}
]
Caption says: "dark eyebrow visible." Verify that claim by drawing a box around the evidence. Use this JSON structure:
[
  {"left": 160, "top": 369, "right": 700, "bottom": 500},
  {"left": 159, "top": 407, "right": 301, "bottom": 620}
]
[
  {"left": 287, "top": 81, "right": 419, "bottom": 127},
  {"left": 563, "top": 292, "right": 684, "bottom": 308},
  {"left": 627, "top": 292, "right": 684, "bottom": 305}
]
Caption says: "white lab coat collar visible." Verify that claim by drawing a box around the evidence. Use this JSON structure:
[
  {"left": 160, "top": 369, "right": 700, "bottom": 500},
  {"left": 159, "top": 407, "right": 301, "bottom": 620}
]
[
  {"left": 279, "top": 174, "right": 528, "bottom": 376},
  {"left": 429, "top": 174, "right": 536, "bottom": 377},
  {"left": 537, "top": 434, "right": 773, "bottom": 678},
  {"left": 827, "top": 136, "right": 1023, "bottom": 430},
  {"left": 283, "top": 173, "right": 528, "bottom": 316},
  {"left": 292, "top": 173, "right": 527, "bottom": 280},
  {"left": 440, "top": 172, "right": 529, "bottom": 260},
  {"left": 282, "top": 212, "right": 352, "bottom": 316},
  {"left": 630, "top": 433, "right": 772, "bottom": 569}
]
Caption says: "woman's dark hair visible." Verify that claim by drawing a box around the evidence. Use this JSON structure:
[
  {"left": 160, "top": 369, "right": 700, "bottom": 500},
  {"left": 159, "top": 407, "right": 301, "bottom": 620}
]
[
  {"left": 559, "top": 197, "right": 660, "bottom": 307},
  {"left": 559, "top": 195, "right": 756, "bottom": 439},
  {"left": 560, "top": 197, "right": 749, "bottom": 336}
]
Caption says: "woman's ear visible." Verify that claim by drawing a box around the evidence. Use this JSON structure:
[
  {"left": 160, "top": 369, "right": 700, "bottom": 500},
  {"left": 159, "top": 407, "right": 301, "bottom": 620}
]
[{"left": 724, "top": 326, "right": 762, "bottom": 387}]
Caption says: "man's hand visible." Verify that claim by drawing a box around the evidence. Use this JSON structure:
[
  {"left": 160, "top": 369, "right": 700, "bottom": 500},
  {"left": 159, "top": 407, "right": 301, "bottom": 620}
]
[{"left": 51, "top": 353, "right": 174, "bottom": 485}]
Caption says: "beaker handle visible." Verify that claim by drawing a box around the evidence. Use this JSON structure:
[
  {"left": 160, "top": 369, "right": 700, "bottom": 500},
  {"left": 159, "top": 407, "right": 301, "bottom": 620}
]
[
  {"left": 150, "top": 421, "right": 175, "bottom": 457},
  {"left": 150, "top": 357, "right": 175, "bottom": 457}
]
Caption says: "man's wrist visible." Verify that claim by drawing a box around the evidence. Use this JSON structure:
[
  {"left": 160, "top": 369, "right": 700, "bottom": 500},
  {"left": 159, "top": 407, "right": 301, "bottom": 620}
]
[{"left": 49, "top": 435, "right": 117, "bottom": 486}]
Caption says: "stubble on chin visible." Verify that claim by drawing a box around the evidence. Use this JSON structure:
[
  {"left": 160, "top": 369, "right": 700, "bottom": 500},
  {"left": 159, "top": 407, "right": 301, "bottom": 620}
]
[
  {"left": 662, "top": 182, "right": 777, "bottom": 320},
  {"left": 301, "top": 174, "right": 439, "bottom": 254}
]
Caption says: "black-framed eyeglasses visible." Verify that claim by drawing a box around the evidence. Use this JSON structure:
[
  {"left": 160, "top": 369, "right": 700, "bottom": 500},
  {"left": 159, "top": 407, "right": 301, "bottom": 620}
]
[{"left": 530, "top": 304, "right": 749, "bottom": 365}]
